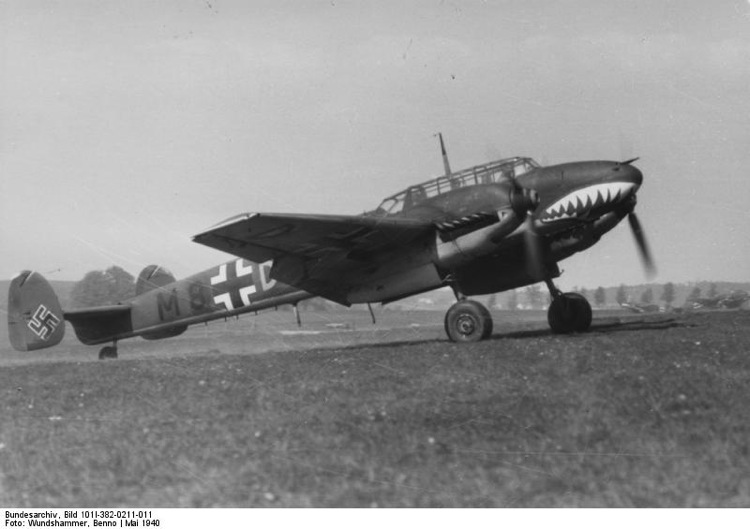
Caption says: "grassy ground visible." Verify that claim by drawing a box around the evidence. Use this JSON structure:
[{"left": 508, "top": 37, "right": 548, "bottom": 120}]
[{"left": 1, "top": 310, "right": 749, "bottom": 507}]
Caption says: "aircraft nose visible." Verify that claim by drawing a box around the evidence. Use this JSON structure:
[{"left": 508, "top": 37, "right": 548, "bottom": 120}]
[
  {"left": 537, "top": 160, "right": 644, "bottom": 225},
  {"left": 614, "top": 162, "right": 643, "bottom": 189}
]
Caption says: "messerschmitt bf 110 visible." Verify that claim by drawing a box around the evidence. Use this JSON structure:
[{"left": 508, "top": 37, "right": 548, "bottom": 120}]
[{"left": 8, "top": 134, "right": 655, "bottom": 359}]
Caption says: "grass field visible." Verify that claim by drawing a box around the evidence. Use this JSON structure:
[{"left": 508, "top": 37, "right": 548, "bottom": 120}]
[{"left": 1, "top": 309, "right": 749, "bottom": 507}]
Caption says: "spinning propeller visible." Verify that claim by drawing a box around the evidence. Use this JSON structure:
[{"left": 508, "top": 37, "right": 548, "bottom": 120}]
[
  {"left": 508, "top": 176, "right": 545, "bottom": 280},
  {"left": 627, "top": 210, "right": 657, "bottom": 280},
  {"left": 617, "top": 134, "right": 656, "bottom": 278},
  {"left": 618, "top": 157, "right": 657, "bottom": 280}
]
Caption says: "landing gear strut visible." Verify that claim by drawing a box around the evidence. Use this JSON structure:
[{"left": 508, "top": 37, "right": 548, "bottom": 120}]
[
  {"left": 544, "top": 279, "right": 592, "bottom": 333},
  {"left": 444, "top": 299, "right": 493, "bottom": 342},
  {"left": 99, "top": 342, "right": 118, "bottom": 360}
]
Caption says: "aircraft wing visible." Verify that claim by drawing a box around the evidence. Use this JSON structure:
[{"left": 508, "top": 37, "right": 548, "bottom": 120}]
[{"left": 192, "top": 213, "right": 436, "bottom": 304}]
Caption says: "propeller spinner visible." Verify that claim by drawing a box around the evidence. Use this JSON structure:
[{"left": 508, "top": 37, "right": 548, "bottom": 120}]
[{"left": 508, "top": 179, "right": 545, "bottom": 280}]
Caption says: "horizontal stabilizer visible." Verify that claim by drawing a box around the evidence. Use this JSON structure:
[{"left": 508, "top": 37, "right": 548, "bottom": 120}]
[{"left": 65, "top": 305, "right": 133, "bottom": 346}]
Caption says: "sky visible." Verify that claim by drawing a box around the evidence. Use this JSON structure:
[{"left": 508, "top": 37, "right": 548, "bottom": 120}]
[{"left": 1, "top": 0, "right": 749, "bottom": 290}]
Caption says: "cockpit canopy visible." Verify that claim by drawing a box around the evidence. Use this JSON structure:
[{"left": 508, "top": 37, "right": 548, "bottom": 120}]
[{"left": 370, "top": 157, "right": 540, "bottom": 216}]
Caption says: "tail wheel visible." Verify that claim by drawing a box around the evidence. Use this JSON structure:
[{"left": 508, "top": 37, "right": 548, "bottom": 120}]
[
  {"left": 444, "top": 300, "right": 493, "bottom": 342},
  {"left": 548, "top": 293, "right": 592, "bottom": 334},
  {"left": 98, "top": 345, "right": 118, "bottom": 360}
]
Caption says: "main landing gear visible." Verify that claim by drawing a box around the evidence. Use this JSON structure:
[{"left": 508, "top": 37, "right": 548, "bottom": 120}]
[
  {"left": 444, "top": 299, "right": 493, "bottom": 342},
  {"left": 443, "top": 279, "right": 593, "bottom": 342},
  {"left": 544, "top": 279, "right": 592, "bottom": 334},
  {"left": 99, "top": 341, "right": 118, "bottom": 360}
]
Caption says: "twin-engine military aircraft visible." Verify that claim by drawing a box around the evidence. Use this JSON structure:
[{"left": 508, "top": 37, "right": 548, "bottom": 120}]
[
  {"left": 8, "top": 135, "right": 654, "bottom": 359},
  {"left": 687, "top": 290, "right": 749, "bottom": 310}
]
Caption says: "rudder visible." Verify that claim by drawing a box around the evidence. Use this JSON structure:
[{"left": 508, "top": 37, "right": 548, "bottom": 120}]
[{"left": 7, "top": 271, "right": 66, "bottom": 351}]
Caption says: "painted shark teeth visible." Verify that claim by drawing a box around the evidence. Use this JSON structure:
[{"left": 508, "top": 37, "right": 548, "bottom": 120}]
[
  {"left": 435, "top": 212, "right": 496, "bottom": 232},
  {"left": 541, "top": 182, "right": 636, "bottom": 223}
]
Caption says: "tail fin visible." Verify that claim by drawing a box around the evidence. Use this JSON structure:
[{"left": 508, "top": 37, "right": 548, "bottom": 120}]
[
  {"left": 135, "top": 265, "right": 177, "bottom": 296},
  {"left": 7, "top": 271, "right": 65, "bottom": 351}
]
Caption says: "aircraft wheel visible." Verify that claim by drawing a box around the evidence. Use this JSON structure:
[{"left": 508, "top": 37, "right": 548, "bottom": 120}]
[
  {"left": 98, "top": 346, "right": 118, "bottom": 360},
  {"left": 548, "top": 293, "right": 592, "bottom": 334},
  {"left": 444, "top": 300, "right": 493, "bottom": 342}
]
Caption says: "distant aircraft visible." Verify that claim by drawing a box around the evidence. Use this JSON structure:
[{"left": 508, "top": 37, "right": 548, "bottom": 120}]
[
  {"left": 620, "top": 302, "right": 662, "bottom": 314},
  {"left": 8, "top": 134, "right": 655, "bottom": 358},
  {"left": 687, "top": 290, "right": 749, "bottom": 310}
]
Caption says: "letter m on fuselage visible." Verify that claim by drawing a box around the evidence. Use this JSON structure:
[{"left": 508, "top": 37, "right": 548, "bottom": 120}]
[{"left": 156, "top": 289, "right": 181, "bottom": 321}]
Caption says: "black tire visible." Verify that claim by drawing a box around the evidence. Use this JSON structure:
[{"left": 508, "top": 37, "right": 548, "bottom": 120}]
[
  {"left": 444, "top": 300, "right": 493, "bottom": 342},
  {"left": 548, "top": 292, "right": 592, "bottom": 334},
  {"left": 548, "top": 297, "right": 571, "bottom": 333},
  {"left": 569, "top": 293, "right": 592, "bottom": 332},
  {"left": 98, "top": 346, "right": 118, "bottom": 360}
]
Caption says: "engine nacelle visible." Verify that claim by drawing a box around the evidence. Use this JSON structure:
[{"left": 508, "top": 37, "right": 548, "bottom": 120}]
[
  {"left": 452, "top": 256, "right": 561, "bottom": 296},
  {"left": 435, "top": 209, "right": 523, "bottom": 268}
]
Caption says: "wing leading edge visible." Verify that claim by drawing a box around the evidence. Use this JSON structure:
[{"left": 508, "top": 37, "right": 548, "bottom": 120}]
[{"left": 192, "top": 213, "right": 436, "bottom": 304}]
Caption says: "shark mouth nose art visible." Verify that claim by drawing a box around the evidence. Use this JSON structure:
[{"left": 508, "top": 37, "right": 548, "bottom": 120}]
[{"left": 540, "top": 182, "right": 637, "bottom": 223}]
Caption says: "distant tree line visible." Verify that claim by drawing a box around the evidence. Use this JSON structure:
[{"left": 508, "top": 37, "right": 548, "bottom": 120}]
[
  {"left": 616, "top": 284, "right": 627, "bottom": 305},
  {"left": 495, "top": 280, "right": 732, "bottom": 311},
  {"left": 576, "top": 281, "right": 708, "bottom": 309},
  {"left": 641, "top": 288, "right": 653, "bottom": 304},
  {"left": 71, "top": 266, "right": 135, "bottom": 308},
  {"left": 661, "top": 282, "right": 675, "bottom": 308},
  {"left": 595, "top": 286, "right": 606, "bottom": 306}
]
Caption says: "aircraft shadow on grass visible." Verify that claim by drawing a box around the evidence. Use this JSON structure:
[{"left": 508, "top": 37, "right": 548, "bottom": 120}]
[
  {"left": 300, "top": 316, "right": 693, "bottom": 355},
  {"left": 490, "top": 316, "right": 692, "bottom": 340}
]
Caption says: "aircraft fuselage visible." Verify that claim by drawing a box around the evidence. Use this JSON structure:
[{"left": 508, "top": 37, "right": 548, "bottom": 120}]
[{"left": 105, "top": 160, "right": 646, "bottom": 338}]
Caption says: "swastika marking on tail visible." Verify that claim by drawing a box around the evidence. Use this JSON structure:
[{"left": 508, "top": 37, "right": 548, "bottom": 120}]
[{"left": 27, "top": 304, "right": 61, "bottom": 341}]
